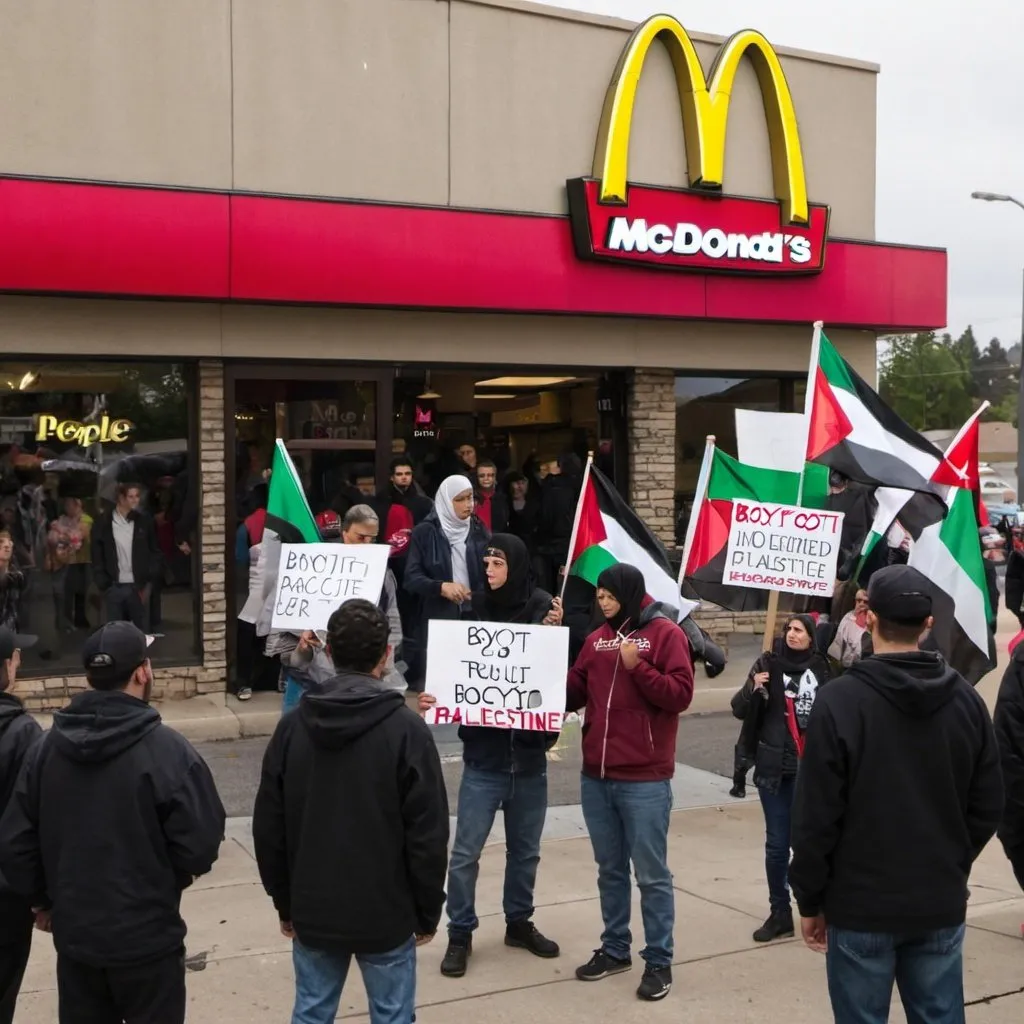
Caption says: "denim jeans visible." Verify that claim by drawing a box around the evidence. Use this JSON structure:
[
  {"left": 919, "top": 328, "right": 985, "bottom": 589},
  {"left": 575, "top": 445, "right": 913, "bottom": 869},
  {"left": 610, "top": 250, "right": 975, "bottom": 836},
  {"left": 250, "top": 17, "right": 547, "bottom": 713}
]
[
  {"left": 758, "top": 776, "right": 796, "bottom": 913},
  {"left": 291, "top": 936, "right": 416, "bottom": 1024},
  {"left": 580, "top": 775, "right": 674, "bottom": 967},
  {"left": 826, "top": 924, "right": 966, "bottom": 1024},
  {"left": 447, "top": 766, "right": 547, "bottom": 937}
]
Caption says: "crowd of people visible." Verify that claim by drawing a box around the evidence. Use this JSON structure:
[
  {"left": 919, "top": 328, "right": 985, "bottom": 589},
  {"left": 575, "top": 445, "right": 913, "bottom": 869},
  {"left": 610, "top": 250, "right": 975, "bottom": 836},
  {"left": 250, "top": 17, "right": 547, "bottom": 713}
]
[{"left": 0, "top": 450, "right": 1022, "bottom": 1024}]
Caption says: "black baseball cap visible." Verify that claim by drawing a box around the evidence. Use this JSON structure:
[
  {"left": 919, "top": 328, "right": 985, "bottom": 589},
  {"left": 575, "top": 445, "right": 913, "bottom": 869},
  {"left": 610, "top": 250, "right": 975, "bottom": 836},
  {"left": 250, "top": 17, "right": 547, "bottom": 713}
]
[
  {"left": 867, "top": 565, "right": 933, "bottom": 624},
  {"left": 0, "top": 626, "right": 37, "bottom": 661},
  {"left": 82, "top": 622, "right": 152, "bottom": 684}
]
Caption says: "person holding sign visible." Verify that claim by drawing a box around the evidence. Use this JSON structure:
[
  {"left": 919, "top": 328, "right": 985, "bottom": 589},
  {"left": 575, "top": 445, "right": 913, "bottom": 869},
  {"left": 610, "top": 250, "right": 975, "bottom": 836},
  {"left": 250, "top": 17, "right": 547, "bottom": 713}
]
[
  {"left": 418, "top": 534, "right": 564, "bottom": 978},
  {"left": 404, "top": 475, "right": 489, "bottom": 691},
  {"left": 731, "top": 615, "right": 830, "bottom": 944},
  {"left": 565, "top": 564, "right": 693, "bottom": 1003}
]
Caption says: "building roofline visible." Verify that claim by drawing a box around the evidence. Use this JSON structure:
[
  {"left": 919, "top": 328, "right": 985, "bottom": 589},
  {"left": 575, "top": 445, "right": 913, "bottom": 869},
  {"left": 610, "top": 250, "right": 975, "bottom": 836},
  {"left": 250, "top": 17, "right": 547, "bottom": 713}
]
[{"left": 453, "top": 0, "right": 881, "bottom": 74}]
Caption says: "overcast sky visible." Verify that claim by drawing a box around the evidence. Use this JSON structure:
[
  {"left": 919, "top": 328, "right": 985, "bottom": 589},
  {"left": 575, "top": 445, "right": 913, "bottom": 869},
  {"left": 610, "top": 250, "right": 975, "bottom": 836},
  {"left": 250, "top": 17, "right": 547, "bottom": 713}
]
[{"left": 538, "top": 0, "right": 1024, "bottom": 346}]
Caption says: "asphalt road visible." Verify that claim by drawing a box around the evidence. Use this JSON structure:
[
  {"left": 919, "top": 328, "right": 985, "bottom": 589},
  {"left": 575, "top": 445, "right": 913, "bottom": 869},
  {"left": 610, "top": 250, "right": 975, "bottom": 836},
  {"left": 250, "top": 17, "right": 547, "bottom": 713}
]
[{"left": 195, "top": 711, "right": 740, "bottom": 819}]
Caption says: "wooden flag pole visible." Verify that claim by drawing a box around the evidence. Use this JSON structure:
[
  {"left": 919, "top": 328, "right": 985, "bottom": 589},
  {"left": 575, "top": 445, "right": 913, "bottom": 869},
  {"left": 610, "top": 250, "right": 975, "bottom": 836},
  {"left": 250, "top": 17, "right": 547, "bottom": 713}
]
[
  {"left": 558, "top": 450, "right": 595, "bottom": 605},
  {"left": 762, "top": 590, "right": 781, "bottom": 653}
]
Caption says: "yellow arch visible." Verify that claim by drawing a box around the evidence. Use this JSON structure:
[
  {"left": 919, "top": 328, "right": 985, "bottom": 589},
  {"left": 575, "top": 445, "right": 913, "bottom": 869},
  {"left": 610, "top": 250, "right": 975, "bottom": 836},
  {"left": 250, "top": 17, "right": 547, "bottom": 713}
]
[{"left": 591, "top": 15, "right": 809, "bottom": 226}]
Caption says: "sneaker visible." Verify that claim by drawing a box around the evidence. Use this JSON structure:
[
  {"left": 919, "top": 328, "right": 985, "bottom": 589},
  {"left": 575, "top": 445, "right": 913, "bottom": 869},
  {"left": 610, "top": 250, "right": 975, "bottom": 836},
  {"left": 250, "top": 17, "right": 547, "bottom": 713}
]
[
  {"left": 575, "top": 949, "right": 632, "bottom": 981},
  {"left": 752, "top": 909, "right": 794, "bottom": 943},
  {"left": 505, "top": 920, "right": 560, "bottom": 958},
  {"left": 637, "top": 964, "right": 672, "bottom": 1001},
  {"left": 236, "top": 687, "right": 253, "bottom": 702},
  {"left": 440, "top": 935, "right": 472, "bottom": 978}
]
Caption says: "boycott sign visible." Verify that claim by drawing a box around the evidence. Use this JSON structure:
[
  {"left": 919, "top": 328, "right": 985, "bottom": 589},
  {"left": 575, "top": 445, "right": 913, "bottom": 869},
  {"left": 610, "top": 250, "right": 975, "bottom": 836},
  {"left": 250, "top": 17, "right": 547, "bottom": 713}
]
[
  {"left": 724, "top": 500, "right": 844, "bottom": 596},
  {"left": 423, "top": 620, "right": 569, "bottom": 732},
  {"left": 271, "top": 543, "right": 390, "bottom": 632}
]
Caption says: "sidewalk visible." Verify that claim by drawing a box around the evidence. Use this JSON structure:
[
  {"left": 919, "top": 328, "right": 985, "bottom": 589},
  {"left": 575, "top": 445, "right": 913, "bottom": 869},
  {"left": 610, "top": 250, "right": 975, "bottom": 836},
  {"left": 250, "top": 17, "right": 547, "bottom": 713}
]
[{"left": 13, "top": 796, "right": 1024, "bottom": 1022}]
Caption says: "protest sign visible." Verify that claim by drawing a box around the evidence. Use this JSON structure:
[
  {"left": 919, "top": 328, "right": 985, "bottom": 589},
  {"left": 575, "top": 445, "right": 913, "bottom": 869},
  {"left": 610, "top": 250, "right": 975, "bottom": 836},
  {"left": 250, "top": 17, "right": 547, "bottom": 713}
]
[
  {"left": 724, "top": 500, "right": 845, "bottom": 597},
  {"left": 423, "top": 620, "right": 569, "bottom": 732},
  {"left": 271, "top": 543, "right": 390, "bottom": 632}
]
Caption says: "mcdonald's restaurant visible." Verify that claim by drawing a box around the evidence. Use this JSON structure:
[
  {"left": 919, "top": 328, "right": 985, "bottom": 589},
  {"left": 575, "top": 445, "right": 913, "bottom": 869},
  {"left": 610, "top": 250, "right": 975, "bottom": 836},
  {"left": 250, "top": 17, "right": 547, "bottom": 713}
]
[{"left": 0, "top": 0, "right": 945, "bottom": 704}]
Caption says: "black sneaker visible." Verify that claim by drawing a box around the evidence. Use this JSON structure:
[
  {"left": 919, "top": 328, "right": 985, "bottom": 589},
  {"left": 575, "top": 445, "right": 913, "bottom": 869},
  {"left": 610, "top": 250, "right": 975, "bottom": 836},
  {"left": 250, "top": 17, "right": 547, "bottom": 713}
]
[
  {"left": 752, "top": 910, "right": 794, "bottom": 943},
  {"left": 575, "top": 949, "right": 632, "bottom": 981},
  {"left": 505, "top": 920, "right": 560, "bottom": 958},
  {"left": 440, "top": 935, "right": 472, "bottom": 977},
  {"left": 637, "top": 964, "right": 672, "bottom": 1001}
]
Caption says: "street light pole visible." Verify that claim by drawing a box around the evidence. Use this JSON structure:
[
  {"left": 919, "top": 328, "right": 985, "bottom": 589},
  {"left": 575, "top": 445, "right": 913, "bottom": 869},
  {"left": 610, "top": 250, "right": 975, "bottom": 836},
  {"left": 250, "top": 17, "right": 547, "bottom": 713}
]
[{"left": 971, "top": 190, "right": 1024, "bottom": 497}]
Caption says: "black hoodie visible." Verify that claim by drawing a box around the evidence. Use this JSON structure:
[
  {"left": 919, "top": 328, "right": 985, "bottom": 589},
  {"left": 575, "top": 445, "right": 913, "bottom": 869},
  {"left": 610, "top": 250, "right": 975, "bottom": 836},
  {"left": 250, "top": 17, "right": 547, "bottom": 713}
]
[
  {"left": 0, "top": 691, "right": 41, "bottom": 940},
  {"left": 253, "top": 671, "right": 449, "bottom": 953},
  {"left": 790, "top": 651, "right": 1003, "bottom": 933},
  {"left": 994, "top": 643, "right": 1024, "bottom": 889},
  {"left": 0, "top": 689, "right": 225, "bottom": 967}
]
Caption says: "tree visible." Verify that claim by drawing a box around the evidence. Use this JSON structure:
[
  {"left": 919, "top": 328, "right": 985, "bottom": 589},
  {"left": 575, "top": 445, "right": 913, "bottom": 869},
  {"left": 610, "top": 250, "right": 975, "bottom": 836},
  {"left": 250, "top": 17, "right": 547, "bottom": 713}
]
[{"left": 879, "top": 332, "right": 974, "bottom": 430}]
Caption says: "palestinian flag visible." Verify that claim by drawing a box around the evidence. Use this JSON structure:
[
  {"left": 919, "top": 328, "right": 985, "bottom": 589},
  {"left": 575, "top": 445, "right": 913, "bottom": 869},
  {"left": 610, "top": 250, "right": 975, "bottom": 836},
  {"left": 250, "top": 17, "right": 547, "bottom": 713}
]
[
  {"left": 682, "top": 449, "right": 829, "bottom": 611},
  {"left": 255, "top": 439, "right": 321, "bottom": 634},
  {"left": 568, "top": 463, "right": 695, "bottom": 619},
  {"left": 806, "top": 330, "right": 945, "bottom": 492},
  {"left": 907, "top": 486, "right": 994, "bottom": 684}
]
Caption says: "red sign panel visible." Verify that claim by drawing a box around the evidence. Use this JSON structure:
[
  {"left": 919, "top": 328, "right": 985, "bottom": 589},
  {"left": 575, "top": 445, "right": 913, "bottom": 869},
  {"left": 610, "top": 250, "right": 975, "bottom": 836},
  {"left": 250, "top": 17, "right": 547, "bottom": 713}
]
[{"left": 567, "top": 178, "right": 829, "bottom": 276}]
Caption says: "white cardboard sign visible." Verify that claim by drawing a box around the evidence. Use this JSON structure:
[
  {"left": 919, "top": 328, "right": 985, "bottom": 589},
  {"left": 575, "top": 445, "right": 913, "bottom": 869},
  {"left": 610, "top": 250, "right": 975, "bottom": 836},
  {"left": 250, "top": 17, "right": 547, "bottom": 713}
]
[
  {"left": 271, "top": 542, "right": 390, "bottom": 632},
  {"left": 423, "top": 620, "right": 569, "bottom": 732},
  {"left": 724, "top": 500, "right": 845, "bottom": 597}
]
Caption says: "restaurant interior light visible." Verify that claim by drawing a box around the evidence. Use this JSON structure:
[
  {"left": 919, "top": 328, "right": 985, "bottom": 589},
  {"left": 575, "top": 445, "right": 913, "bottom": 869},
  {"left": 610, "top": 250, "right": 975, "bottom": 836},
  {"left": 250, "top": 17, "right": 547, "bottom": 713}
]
[
  {"left": 474, "top": 376, "right": 577, "bottom": 388},
  {"left": 473, "top": 393, "right": 518, "bottom": 400},
  {"left": 417, "top": 370, "right": 442, "bottom": 400},
  {"left": 17, "top": 371, "right": 37, "bottom": 390}
]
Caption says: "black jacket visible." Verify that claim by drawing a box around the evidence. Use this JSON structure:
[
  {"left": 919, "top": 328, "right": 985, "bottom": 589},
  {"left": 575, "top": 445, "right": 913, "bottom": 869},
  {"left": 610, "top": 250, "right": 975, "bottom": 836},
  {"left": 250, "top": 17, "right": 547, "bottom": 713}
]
[
  {"left": 994, "top": 644, "right": 1024, "bottom": 889},
  {"left": 1006, "top": 549, "right": 1024, "bottom": 626},
  {"left": 252, "top": 672, "right": 449, "bottom": 953},
  {"left": 790, "top": 651, "right": 1003, "bottom": 932},
  {"left": 0, "top": 690, "right": 225, "bottom": 967},
  {"left": 536, "top": 474, "right": 580, "bottom": 557},
  {"left": 404, "top": 512, "right": 489, "bottom": 636},
  {"left": 91, "top": 508, "right": 163, "bottom": 591},
  {"left": 0, "top": 692, "right": 41, "bottom": 940},
  {"left": 460, "top": 588, "right": 561, "bottom": 774}
]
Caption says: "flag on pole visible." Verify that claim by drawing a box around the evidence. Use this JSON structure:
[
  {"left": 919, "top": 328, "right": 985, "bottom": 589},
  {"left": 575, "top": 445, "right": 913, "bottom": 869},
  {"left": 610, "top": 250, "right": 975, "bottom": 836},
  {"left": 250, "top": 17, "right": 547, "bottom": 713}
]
[
  {"left": 566, "top": 461, "right": 696, "bottom": 619},
  {"left": 805, "top": 329, "right": 946, "bottom": 493},
  {"left": 255, "top": 439, "right": 321, "bottom": 635}
]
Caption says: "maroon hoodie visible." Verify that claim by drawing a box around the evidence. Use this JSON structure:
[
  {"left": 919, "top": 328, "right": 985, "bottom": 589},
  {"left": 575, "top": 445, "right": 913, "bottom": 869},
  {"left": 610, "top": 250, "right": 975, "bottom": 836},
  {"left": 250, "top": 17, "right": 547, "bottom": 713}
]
[{"left": 566, "top": 601, "right": 694, "bottom": 781}]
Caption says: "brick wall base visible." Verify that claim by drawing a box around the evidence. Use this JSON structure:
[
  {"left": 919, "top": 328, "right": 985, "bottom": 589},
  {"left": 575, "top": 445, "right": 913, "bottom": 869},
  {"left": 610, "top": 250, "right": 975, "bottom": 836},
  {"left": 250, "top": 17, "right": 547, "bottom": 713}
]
[{"left": 628, "top": 368, "right": 676, "bottom": 545}]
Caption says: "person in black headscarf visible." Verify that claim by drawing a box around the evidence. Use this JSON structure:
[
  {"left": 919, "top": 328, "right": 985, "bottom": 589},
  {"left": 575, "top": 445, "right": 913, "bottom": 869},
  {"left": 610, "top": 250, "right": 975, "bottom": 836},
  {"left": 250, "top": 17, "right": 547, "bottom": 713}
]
[
  {"left": 731, "top": 615, "right": 830, "bottom": 944},
  {"left": 418, "top": 533, "right": 564, "bottom": 979}
]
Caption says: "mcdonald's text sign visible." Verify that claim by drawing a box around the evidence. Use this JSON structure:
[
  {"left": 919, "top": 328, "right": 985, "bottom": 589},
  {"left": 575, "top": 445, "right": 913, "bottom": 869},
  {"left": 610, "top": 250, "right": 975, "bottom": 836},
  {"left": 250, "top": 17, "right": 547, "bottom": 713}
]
[{"left": 568, "top": 15, "right": 829, "bottom": 276}]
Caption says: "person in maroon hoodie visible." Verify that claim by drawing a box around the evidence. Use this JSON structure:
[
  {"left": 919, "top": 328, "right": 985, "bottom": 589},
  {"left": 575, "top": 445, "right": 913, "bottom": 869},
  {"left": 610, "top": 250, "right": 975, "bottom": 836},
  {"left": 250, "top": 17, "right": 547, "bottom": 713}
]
[{"left": 566, "top": 564, "right": 693, "bottom": 1003}]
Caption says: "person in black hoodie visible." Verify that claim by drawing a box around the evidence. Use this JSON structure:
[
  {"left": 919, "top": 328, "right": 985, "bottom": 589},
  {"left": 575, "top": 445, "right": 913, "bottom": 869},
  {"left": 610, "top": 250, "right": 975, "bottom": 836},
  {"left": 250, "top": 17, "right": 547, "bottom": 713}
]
[
  {"left": 994, "top": 639, "right": 1024, "bottom": 893},
  {"left": 790, "top": 566, "right": 1003, "bottom": 1024},
  {"left": 534, "top": 453, "right": 583, "bottom": 592},
  {"left": 419, "top": 533, "right": 563, "bottom": 979},
  {"left": 731, "top": 614, "right": 830, "bottom": 943},
  {"left": 0, "top": 626, "right": 40, "bottom": 1024},
  {"left": 253, "top": 599, "right": 449, "bottom": 1024},
  {"left": 0, "top": 621, "right": 225, "bottom": 1024}
]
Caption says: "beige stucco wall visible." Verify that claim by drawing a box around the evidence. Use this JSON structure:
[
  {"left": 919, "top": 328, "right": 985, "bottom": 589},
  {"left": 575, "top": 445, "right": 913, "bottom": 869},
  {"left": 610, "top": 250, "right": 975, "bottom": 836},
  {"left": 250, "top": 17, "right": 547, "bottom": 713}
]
[
  {"left": 0, "top": 0, "right": 877, "bottom": 239},
  {"left": 0, "top": 295, "right": 877, "bottom": 385}
]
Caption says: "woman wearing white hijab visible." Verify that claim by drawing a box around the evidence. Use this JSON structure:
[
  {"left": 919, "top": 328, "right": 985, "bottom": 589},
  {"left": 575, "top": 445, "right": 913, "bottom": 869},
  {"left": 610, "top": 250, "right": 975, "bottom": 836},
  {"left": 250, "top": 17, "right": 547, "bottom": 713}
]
[{"left": 404, "top": 475, "right": 490, "bottom": 691}]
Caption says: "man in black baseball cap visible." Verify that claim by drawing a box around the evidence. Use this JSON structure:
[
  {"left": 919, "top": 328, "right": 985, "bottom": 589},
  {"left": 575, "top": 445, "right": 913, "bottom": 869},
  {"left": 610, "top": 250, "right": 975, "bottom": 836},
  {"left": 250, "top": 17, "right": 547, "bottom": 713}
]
[
  {"left": 0, "top": 622, "right": 226, "bottom": 1024},
  {"left": 790, "top": 565, "right": 1003, "bottom": 1024},
  {"left": 0, "top": 626, "right": 40, "bottom": 1024}
]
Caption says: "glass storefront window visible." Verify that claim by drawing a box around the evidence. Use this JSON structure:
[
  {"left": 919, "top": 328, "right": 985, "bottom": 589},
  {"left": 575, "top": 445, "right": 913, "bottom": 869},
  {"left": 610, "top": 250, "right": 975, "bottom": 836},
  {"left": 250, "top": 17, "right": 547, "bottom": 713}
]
[{"left": 0, "top": 362, "right": 197, "bottom": 676}]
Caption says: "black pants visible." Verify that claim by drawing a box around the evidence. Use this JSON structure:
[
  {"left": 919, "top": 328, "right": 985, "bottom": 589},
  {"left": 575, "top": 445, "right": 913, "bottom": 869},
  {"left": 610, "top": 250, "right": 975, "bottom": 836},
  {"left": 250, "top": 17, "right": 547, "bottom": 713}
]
[
  {"left": 57, "top": 948, "right": 185, "bottom": 1024},
  {"left": 0, "top": 920, "right": 33, "bottom": 1024},
  {"left": 103, "top": 584, "right": 148, "bottom": 632}
]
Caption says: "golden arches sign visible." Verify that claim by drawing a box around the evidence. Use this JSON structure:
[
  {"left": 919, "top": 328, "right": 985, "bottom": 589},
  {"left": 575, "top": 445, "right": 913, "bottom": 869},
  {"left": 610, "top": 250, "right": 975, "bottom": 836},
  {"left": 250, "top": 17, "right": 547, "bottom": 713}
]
[{"left": 591, "top": 15, "right": 809, "bottom": 226}]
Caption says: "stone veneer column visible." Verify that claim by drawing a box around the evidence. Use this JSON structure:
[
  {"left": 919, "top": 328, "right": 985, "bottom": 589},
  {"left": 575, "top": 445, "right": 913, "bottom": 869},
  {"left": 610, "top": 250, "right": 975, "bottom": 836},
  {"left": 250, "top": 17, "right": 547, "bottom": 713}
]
[{"left": 627, "top": 368, "right": 676, "bottom": 545}]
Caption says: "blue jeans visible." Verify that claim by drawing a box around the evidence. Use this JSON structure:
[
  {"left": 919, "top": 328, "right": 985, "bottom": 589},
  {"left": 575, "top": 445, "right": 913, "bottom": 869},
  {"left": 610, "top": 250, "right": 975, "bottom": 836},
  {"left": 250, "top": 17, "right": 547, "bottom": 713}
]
[
  {"left": 447, "top": 767, "right": 547, "bottom": 937},
  {"left": 580, "top": 775, "right": 674, "bottom": 967},
  {"left": 826, "top": 924, "right": 966, "bottom": 1024},
  {"left": 282, "top": 674, "right": 303, "bottom": 713},
  {"left": 758, "top": 776, "right": 796, "bottom": 913},
  {"left": 291, "top": 936, "right": 416, "bottom": 1024}
]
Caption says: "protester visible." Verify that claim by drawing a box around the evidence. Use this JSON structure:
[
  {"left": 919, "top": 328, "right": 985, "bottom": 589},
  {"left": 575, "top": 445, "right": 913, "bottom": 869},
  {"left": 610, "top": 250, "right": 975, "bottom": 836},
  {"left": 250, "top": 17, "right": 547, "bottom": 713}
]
[
  {"left": 565, "top": 564, "right": 693, "bottom": 1001},
  {"left": 0, "top": 532, "right": 26, "bottom": 633},
  {"left": 790, "top": 566, "right": 1003, "bottom": 1024},
  {"left": 534, "top": 453, "right": 583, "bottom": 592},
  {"left": 253, "top": 600, "right": 449, "bottom": 1024},
  {"left": 455, "top": 443, "right": 478, "bottom": 477},
  {"left": 827, "top": 589, "right": 869, "bottom": 668},
  {"left": 0, "top": 621, "right": 225, "bottom": 1024},
  {"left": 474, "top": 459, "right": 509, "bottom": 533},
  {"left": 374, "top": 456, "right": 432, "bottom": 572},
  {"left": 0, "top": 626, "right": 39, "bottom": 1024},
  {"left": 404, "top": 474, "right": 489, "bottom": 690},
  {"left": 731, "top": 614, "right": 830, "bottom": 942},
  {"left": 505, "top": 471, "right": 541, "bottom": 552},
  {"left": 994, "top": 635, "right": 1024, "bottom": 893},
  {"left": 91, "top": 482, "right": 162, "bottom": 631},
  {"left": 418, "top": 533, "right": 564, "bottom": 978}
]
